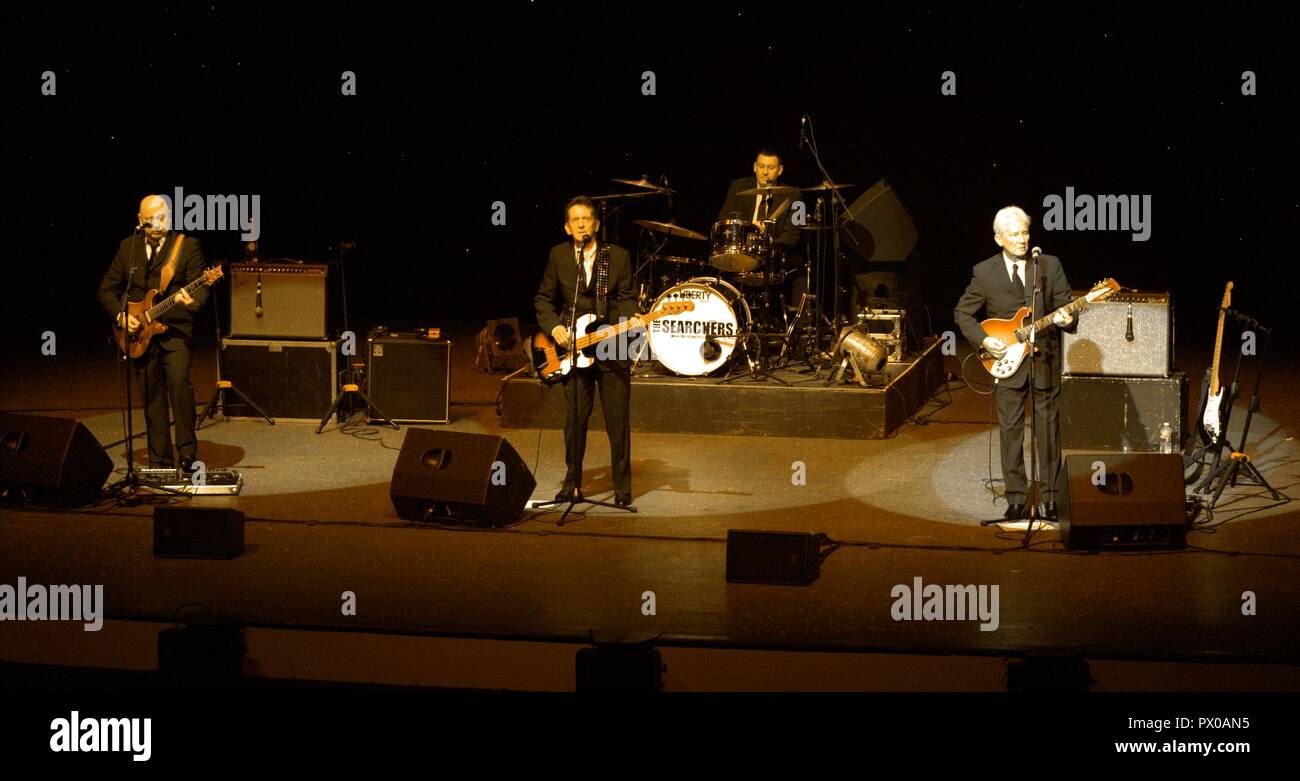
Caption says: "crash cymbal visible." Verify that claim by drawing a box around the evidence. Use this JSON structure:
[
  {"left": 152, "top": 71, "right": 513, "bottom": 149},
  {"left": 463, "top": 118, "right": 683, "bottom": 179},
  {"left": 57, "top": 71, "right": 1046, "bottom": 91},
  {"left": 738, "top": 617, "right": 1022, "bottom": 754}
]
[
  {"left": 800, "top": 181, "right": 855, "bottom": 192},
  {"left": 633, "top": 219, "right": 708, "bottom": 241},
  {"left": 652, "top": 254, "right": 706, "bottom": 265},
  {"left": 735, "top": 184, "right": 801, "bottom": 197},
  {"left": 611, "top": 176, "right": 677, "bottom": 193}
]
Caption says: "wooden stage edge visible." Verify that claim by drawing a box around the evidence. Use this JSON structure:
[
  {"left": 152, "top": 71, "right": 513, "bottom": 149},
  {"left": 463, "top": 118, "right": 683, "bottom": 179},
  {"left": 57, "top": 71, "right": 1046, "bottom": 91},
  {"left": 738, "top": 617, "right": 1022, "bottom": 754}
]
[{"left": 501, "top": 338, "right": 945, "bottom": 439}]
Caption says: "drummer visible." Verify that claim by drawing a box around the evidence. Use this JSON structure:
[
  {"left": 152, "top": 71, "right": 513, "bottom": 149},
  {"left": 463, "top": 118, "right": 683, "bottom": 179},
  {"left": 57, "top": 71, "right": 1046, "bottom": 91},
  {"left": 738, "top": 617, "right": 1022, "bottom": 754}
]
[{"left": 717, "top": 147, "right": 803, "bottom": 253}]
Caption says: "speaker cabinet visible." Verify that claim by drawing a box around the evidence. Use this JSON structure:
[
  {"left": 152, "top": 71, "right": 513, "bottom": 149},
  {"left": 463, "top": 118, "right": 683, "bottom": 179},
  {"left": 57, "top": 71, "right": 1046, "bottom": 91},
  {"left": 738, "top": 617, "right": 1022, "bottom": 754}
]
[
  {"left": 1062, "top": 291, "right": 1172, "bottom": 377},
  {"left": 390, "top": 430, "right": 535, "bottom": 526},
  {"left": 0, "top": 413, "right": 112, "bottom": 505},
  {"left": 1061, "top": 371, "right": 1187, "bottom": 452},
  {"left": 840, "top": 178, "right": 918, "bottom": 263},
  {"left": 1057, "top": 454, "right": 1188, "bottom": 550},
  {"left": 153, "top": 507, "right": 246, "bottom": 559},
  {"left": 725, "top": 530, "right": 822, "bottom": 585},
  {"left": 368, "top": 336, "right": 451, "bottom": 423},
  {"left": 220, "top": 338, "right": 339, "bottom": 421},
  {"left": 229, "top": 262, "right": 328, "bottom": 339}
]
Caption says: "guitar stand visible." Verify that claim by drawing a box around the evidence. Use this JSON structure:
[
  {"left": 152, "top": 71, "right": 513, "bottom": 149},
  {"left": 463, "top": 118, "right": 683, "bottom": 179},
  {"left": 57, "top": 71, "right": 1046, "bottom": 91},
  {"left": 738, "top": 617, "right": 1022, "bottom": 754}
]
[{"left": 197, "top": 283, "right": 274, "bottom": 429}]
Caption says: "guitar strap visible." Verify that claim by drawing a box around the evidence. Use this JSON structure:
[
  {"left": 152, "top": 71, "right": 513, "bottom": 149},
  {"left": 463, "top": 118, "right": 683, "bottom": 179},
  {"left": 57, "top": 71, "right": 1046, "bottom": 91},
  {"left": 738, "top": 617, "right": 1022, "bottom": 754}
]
[
  {"left": 158, "top": 233, "right": 186, "bottom": 293},
  {"left": 595, "top": 244, "right": 611, "bottom": 318}
]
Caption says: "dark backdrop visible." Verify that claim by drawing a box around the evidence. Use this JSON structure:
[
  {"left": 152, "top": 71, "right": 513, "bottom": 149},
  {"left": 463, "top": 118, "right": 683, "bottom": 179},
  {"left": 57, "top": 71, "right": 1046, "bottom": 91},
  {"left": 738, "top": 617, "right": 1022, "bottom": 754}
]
[{"left": 8, "top": 3, "right": 1297, "bottom": 363}]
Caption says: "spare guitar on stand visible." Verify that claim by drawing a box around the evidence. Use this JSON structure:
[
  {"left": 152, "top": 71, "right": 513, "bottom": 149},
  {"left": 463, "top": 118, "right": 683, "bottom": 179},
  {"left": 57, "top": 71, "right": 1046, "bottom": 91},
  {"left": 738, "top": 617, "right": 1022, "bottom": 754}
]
[{"left": 1184, "top": 282, "right": 1236, "bottom": 491}]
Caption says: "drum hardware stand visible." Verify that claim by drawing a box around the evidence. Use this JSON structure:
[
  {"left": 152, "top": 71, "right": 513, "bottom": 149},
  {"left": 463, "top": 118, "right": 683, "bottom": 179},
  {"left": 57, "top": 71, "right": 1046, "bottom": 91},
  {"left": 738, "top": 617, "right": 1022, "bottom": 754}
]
[
  {"left": 1201, "top": 311, "right": 1286, "bottom": 508},
  {"left": 799, "top": 113, "right": 856, "bottom": 333},
  {"left": 719, "top": 331, "right": 789, "bottom": 386}
]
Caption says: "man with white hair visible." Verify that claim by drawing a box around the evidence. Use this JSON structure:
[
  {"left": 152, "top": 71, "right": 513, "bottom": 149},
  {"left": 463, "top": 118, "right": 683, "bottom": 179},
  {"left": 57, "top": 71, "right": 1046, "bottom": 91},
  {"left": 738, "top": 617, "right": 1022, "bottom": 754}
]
[
  {"left": 954, "top": 205, "right": 1076, "bottom": 521},
  {"left": 97, "top": 194, "right": 209, "bottom": 472}
]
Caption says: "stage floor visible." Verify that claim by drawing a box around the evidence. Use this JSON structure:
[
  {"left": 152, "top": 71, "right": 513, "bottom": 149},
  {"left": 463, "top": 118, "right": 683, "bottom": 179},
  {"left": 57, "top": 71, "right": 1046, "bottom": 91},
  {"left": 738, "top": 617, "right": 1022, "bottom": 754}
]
[{"left": 3, "top": 329, "right": 1299, "bottom": 690}]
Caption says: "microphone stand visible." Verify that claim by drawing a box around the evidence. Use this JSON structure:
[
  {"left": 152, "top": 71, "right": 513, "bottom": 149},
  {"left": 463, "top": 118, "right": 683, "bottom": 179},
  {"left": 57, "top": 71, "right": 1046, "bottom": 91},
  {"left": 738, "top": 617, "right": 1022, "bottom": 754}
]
[
  {"left": 800, "top": 114, "right": 858, "bottom": 334},
  {"left": 1021, "top": 252, "right": 1044, "bottom": 544}
]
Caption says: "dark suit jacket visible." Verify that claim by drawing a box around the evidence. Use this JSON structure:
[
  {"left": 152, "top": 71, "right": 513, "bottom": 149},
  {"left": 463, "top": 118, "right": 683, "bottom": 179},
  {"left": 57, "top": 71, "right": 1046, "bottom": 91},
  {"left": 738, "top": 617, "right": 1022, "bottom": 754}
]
[
  {"left": 98, "top": 232, "right": 209, "bottom": 344},
  {"left": 953, "top": 252, "right": 1076, "bottom": 388},
  {"left": 534, "top": 240, "right": 637, "bottom": 368},
  {"left": 717, "top": 176, "right": 802, "bottom": 250}
]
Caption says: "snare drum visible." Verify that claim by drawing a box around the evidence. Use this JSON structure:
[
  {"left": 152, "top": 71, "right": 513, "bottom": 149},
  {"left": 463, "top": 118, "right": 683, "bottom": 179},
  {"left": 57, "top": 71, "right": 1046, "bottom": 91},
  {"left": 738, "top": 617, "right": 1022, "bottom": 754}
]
[
  {"left": 709, "top": 219, "right": 770, "bottom": 273},
  {"left": 647, "top": 277, "right": 751, "bottom": 376}
]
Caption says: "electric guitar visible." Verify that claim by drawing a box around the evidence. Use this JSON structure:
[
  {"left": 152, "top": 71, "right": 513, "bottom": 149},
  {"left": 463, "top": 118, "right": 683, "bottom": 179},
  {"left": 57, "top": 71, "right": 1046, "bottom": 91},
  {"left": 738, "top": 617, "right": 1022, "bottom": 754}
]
[
  {"left": 115, "top": 266, "right": 224, "bottom": 359},
  {"left": 532, "top": 301, "right": 694, "bottom": 383},
  {"left": 979, "top": 278, "right": 1120, "bottom": 379},
  {"left": 1184, "top": 281, "right": 1234, "bottom": 485}
]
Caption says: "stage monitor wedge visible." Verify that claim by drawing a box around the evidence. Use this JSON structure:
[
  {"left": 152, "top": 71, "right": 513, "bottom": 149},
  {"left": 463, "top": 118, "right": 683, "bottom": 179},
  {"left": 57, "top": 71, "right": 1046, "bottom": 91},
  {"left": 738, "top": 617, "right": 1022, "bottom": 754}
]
[
  {"left": 1057, "top": 453, "right": 1188, "bottom": 550},
  {"left": 390, "top": 430, "right": 535, "bottom": 527},
  {"left": 0, "top": 413, "right": 112, "bottom": 506}
]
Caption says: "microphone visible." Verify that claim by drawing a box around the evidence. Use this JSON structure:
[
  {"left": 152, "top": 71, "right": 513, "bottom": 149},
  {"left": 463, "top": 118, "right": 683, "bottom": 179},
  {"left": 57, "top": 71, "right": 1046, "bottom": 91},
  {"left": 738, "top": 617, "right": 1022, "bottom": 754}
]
[
  {"left": 798, "top": 115, "right": 807, "bottom": 151},
  {"left": 134, "top": 219, "right": 149, "bottom": 232},
  {"left": 661, "top": 175, "right": 673, "bottom": 209},
  {"left": 1126, "top": 303, "right": 1134, "bottom": 342},
  {"left": 1031, "top": 246, "right": 1042, "bottom": 260}
]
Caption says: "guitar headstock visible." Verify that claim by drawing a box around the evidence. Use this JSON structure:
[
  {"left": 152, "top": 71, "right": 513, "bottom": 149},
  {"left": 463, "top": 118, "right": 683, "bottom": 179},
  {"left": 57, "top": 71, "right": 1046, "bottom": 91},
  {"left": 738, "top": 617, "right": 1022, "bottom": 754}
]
[
  {"left": 1221, "top": 281, "right": 1233, "bottom": 309},
  {"left": 202, "top": 266, "right": 225, "bottom": 285},
  {"left": 657, "top": 301, "right": 695, "bottom": 316},
  {"left": 1086, "top": 278, "right": 1121, "bottom": 303}
]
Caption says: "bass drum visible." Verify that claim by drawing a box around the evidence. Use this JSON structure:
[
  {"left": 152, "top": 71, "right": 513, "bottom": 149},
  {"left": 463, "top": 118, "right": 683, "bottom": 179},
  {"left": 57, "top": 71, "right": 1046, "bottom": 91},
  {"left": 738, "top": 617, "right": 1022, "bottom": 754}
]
[{"left": 647, "top": 277, "right": 751, "bottom": 376}]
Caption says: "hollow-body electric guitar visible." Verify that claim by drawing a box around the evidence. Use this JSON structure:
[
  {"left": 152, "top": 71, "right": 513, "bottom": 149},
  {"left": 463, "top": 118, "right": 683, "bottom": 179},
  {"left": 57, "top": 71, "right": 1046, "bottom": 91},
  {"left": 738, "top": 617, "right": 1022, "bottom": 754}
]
[
  {"left": 115, "top": 266, "right": 224, "bottom": 359},
  {"left": 532, "top": 301, "right": 693, "bottom": 383},
  {"left": 979, "top": 278, "right": 1120, "bottom": 379}
]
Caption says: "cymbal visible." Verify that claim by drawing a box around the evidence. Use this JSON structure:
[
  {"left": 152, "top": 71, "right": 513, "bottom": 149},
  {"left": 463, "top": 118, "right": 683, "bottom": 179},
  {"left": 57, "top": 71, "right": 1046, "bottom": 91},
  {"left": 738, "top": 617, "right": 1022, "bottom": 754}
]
[
  {"left": 589, "top": 191, "right": 661, "bottom": 201},
  {"left": 800, "top": 181, "right": 855, "bottom": 192},
  {"left": 612, "top": 176, "right": 676, "bottom": 194},
  {"left": 652, "top": 254, "right": 706, "bottom": 265},
  {"left": 736, "top": 184, "right": 801, "bottom": 197},
  {"left": 634, "top": 219, "right": 707, "bottom": 241}
]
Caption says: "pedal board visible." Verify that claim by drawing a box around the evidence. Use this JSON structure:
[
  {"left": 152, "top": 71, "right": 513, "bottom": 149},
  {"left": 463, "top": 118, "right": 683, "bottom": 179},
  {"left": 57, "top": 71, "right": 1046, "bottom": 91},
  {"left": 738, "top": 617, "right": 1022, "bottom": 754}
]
[{"left": 138, "top": 468, "right": 245, "bottom": 496}]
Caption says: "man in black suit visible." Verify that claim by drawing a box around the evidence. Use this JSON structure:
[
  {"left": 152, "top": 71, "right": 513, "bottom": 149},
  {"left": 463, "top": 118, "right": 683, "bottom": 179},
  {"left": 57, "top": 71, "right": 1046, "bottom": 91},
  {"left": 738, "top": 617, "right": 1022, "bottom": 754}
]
[
  {"left": 535, "top": 196, "right": 643, "bottom": 507},
  {"left": 717, "top": 148, "right": 805, "bottom": 305},
  {"left": 954, "top": 206, "right": 1076, "bottom": 521},
  {"left": 97, "top": 194, "right": 209, "bottom": 472}
]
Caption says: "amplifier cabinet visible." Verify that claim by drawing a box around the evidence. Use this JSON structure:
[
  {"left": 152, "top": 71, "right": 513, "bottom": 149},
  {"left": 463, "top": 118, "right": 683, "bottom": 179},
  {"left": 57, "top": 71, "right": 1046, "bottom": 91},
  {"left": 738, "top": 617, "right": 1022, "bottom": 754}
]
[
  {"left": 229, "top": 262, "right": 328, "bottom": 339},
  {"left": 1063, "top": 291, "right": 1172, "bottom": 377},
  {"left": 1061, "top": 371, "right": 1187, "bottom": 453},
  {"left": 368, "top": 337, "right": 451, "bottom": 424},
  {"left": 220, "top": 338, "right": 339, "bottom": 422}
]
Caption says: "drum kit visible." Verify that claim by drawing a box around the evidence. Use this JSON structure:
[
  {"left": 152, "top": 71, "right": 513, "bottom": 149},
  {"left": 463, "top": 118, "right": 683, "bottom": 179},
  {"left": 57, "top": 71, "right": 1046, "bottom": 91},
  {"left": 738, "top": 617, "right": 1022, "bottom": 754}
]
[{"left": 591, "top": 175, "right": 867, "bottom": 383}]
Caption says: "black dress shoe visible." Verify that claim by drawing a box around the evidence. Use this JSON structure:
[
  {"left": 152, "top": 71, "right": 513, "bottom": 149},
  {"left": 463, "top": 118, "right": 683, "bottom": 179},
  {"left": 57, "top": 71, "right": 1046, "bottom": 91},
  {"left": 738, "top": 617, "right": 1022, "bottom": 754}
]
[
  {"left": 179, "top": 456, "right": 198, "bottom": 474},
  {"left": 1042, "top": 501, "right": 1058, "bottom": 521},
  {"left": 614, "top": 493, "right": 632, "bottom": 507},
  {"left": 554, "top": 484, "right": 581, "bottom": 503},
  {"left": 1003, "top": 503, "right": 1026, "bottom": 520}
]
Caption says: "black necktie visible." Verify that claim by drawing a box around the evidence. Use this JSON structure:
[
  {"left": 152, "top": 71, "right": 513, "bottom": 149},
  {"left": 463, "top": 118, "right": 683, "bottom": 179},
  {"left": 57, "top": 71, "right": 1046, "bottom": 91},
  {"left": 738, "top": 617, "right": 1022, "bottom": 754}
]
[
  {"left": 1010, "top": 263, "right": 1025, "bottom": 300},
  {"left": 576, "top": 250, "right": 586, "bottom": 289}
]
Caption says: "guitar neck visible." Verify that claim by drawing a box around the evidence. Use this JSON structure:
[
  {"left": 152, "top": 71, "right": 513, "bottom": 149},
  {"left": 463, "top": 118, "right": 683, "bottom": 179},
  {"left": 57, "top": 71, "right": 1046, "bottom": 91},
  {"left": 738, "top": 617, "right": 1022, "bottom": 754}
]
[
  {"left": 1019, "top": 296, "right": 1089, "bottom": 340},
  {"left": 572, "top": 309, "right": 667, "bottom": 350},
  {"left": 146, "top": 275, "right": 207, "bottom": 320},
  {"left": 1209, "top": 309, "right": 1227, "bottom": 395}
]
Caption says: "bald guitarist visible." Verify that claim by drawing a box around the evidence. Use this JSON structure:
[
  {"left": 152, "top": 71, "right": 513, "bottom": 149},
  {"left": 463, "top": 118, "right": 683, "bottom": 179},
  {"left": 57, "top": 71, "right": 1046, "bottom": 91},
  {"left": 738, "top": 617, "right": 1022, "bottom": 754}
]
[
  {"left": 954, "top": 205, "right": 1078, "bottom": 522},
  {"left": 97, "top": 195, "right": 209, "bottom": 472},
  {"left": 534, "top": 196, "right": 644, "bottom": 507}
]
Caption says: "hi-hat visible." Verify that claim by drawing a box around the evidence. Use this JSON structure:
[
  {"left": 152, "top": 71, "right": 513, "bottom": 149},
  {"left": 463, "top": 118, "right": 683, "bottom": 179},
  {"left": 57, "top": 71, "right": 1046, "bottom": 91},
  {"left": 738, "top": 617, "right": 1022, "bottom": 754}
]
[
  {"left": 736, "top": 184, "right": 801, "bottom": 197},
  {"left": 633, "top": 219, "right": 707, "bottom": 240}
]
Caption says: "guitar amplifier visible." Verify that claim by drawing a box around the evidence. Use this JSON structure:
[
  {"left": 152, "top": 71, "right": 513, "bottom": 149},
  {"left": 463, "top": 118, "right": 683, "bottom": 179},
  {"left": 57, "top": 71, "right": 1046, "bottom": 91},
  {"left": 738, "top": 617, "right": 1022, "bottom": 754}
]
[
  {"left": 1061, "top": 371, "right": 1188, "bottom": 452},
  {"left": 368, "top": 335, "right": 451, "bottom": 424},
  {"left": 229, "top": 262, "right": 328, "bottom": 339},
  {"left": 1063, "top": 291, "right": 1172, "bottom": 377},
  {"left": 220, "top": 338, "right": 339, "bottom": 422}
]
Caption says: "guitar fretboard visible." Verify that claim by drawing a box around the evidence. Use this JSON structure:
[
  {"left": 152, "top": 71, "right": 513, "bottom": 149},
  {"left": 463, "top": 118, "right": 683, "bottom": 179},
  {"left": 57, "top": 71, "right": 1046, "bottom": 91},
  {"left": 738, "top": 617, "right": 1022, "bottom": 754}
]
[{"left": 146, "top": 275, "right": 210, "bottom": 321}]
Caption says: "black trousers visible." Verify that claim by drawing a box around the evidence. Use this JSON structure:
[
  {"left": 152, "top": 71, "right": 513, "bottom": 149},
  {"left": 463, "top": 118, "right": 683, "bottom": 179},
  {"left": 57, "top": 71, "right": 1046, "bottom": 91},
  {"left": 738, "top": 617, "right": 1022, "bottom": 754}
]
[
  {"left": 994, "top": 368, "right": 1062, "bottom": 505},
  {"left": 562, "top": 363, "right": 632, "bottom": 496},
  {"left": 134, "top": 338, "right": 197, "bottom": 467}
]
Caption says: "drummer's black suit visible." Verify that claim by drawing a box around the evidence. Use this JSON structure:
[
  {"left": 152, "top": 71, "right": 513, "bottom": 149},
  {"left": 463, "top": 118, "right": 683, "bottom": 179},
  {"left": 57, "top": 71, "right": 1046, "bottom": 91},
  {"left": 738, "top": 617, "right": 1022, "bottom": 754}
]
[
  {"left": 535, "top": 239, "right": 638, "bottom": 501},
  {"left": 717, "top": 176, "right": 803, "bottom": 250}
]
